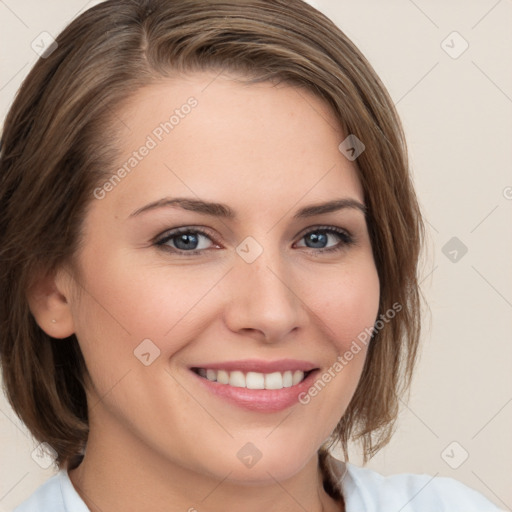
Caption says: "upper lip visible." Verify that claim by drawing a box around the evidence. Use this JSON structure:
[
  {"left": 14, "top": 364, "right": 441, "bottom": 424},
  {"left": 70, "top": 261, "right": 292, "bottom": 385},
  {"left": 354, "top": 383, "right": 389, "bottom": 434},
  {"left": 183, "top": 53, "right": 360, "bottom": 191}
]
[{"left": 190, "top": 359, "right": 319, "bottom": 373}]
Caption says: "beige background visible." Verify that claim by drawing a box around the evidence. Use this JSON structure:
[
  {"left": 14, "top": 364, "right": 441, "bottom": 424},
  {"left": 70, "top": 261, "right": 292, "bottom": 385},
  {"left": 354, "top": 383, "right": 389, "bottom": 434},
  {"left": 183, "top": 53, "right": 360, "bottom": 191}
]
[{"left": 1, "top": 0, "right": 511, "bottom": 510}]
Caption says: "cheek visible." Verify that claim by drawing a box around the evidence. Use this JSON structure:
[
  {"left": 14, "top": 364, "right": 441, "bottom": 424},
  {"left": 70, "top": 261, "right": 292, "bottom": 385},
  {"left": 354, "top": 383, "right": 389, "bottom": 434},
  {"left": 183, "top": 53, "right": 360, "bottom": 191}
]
[
  {"left": 289, "top": 259, "right": 380, "bottom": 443},
  {"left": 299, "top": 258, "right": 378, "bottom": 388},
  {"left": 310, "top": 259, "right": 380, "bottom": 353},
  {"left": 71, "top": 247, "right": 219, "bottom": 345}
]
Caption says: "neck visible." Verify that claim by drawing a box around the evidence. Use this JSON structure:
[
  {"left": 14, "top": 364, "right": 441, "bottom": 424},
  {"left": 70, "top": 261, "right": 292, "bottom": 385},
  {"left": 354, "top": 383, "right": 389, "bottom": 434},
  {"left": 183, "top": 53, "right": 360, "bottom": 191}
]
[{"left": 68, "top": 417, "right": 342, "bottom": 512}]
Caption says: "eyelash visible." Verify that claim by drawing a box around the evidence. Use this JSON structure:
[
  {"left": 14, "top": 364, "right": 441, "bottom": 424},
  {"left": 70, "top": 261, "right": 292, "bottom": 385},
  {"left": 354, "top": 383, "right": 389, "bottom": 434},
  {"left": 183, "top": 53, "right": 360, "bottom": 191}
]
[{"left": 154, "top": 225, "right": 355, "bottom": 257}]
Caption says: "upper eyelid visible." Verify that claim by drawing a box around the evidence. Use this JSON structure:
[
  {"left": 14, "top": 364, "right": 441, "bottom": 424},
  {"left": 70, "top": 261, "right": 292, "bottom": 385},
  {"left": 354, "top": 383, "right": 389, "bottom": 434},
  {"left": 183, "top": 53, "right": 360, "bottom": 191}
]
[{"left": 155, "top": 226, "right": 218, "bottom": 244}]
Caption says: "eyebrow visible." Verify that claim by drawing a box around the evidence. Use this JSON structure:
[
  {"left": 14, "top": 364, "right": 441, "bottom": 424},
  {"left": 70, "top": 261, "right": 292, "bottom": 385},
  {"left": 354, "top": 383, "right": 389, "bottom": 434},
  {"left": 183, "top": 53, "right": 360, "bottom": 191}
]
[{"left": 128, "top": 197, "right": 367, "bottom": 219}]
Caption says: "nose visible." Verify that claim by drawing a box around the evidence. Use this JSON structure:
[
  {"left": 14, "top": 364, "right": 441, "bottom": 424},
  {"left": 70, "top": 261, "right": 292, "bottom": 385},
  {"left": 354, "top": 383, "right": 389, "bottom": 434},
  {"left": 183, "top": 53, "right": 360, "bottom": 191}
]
[{"left": 223, "top": 244, "right": 308, "bottom": 343}]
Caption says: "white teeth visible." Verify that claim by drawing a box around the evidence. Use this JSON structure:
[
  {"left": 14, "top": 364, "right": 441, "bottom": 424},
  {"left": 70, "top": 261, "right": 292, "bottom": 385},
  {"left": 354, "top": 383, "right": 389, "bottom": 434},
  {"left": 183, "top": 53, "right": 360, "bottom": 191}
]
[
  {"left": 195, "top": 368, "right": 307, "bottom": 389},
  {"left": 229, "top": 370, "right": 245, "bottom": 388},
  {"left": 292, "top": 370, "right": 304, "bottom": 386},
  {"left": 265, "top": 372, "right": 283, "bottom": 390},
  {"left": 217, "top": 370, "right": 229, "bottom": 384},
  {"left": 246, "top": 372, "right": 265, "bottom": 389}
]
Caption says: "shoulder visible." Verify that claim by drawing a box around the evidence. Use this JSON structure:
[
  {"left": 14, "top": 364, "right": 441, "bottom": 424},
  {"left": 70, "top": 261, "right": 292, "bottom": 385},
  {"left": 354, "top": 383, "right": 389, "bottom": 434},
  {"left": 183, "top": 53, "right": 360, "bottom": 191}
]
[
  {"left": 339, "top": 461, "right": 504, "bottom": 512},
  {"left": 13, "top": 470, "right": 88, "bottom": 512}
]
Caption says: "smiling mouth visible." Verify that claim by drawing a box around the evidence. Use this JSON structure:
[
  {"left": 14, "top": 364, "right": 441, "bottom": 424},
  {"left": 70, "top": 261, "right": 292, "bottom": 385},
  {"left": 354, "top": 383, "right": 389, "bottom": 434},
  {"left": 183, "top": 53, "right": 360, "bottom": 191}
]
[{"left": 191, "top": 368, "right": 316, "bottom": 390}]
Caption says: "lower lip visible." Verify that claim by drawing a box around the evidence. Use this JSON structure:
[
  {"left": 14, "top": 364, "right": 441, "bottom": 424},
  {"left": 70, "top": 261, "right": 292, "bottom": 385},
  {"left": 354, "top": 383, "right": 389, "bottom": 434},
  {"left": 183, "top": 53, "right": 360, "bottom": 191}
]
[{"left": 190, "top": 369, "right": 319, "bottom": 412}]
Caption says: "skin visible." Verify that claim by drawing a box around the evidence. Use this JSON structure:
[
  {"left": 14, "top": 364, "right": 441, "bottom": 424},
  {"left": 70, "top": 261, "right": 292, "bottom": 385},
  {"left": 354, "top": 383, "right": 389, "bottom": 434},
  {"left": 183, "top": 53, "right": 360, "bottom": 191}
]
[{"left": 28, "top": 71, "right": 380, "bottom": 512}]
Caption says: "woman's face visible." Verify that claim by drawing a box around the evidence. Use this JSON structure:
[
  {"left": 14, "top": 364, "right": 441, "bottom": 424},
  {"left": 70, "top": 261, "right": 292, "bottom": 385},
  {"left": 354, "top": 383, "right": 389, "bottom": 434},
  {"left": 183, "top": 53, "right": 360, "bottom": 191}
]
[{"left": 61, "top": 72, "right": 380, "bottom": 482}]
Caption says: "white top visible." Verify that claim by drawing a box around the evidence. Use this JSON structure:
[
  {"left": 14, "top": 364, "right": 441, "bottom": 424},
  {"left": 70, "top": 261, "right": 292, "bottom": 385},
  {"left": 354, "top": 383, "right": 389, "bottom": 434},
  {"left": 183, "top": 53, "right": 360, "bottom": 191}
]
[{"left": 14, "top": 455, "right": 504, "bottom": 512}]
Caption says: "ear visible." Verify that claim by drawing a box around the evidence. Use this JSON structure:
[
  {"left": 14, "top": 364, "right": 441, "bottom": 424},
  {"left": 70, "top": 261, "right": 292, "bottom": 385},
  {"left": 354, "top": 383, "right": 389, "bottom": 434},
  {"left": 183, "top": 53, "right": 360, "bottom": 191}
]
[{"left": 26, "top": 266, "right": 76, "bottom": 339}]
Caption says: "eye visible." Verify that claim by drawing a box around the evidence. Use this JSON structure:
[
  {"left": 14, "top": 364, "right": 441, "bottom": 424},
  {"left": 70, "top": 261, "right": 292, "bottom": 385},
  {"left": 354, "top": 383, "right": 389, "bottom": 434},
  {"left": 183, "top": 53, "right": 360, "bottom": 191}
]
[
  {"left": 154, "top": 225, "right": 354, "bottom": 256},
  {"left": 155, "top": 227, "right": 218, "bottom": 255},
  {"left": 295, "top": 226, "right": 354, "bottom": 254}
]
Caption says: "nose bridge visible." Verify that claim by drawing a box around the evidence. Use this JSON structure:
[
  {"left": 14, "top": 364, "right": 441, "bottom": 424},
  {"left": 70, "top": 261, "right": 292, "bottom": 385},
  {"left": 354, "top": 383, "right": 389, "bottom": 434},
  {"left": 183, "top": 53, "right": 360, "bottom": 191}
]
[{"left": 225, "top": 235, "right": 305, "bottom": 340}]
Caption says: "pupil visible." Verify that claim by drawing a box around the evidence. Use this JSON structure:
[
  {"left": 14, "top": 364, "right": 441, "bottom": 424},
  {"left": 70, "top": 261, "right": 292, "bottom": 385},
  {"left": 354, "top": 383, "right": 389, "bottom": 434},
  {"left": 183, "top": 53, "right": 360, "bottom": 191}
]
[
  {"left": 307, "top": 232, "right": 327, "bottom": 248},
  {"left": 176, "top": 233, "right": 198, "bottom": 250}
]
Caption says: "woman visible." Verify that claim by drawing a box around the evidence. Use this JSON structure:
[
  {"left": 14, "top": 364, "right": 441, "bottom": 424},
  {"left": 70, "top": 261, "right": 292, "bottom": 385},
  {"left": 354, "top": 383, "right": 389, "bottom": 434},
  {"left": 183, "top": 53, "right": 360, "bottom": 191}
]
[{"left": 0, "top": 0, "right": 503, "bottom": 510}]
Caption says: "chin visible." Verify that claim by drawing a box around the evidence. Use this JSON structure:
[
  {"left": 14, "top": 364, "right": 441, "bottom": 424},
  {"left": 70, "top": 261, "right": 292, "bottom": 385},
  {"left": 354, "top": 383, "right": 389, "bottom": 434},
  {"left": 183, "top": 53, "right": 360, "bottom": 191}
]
[{"left": 199, "top": 442, "right": 317, "bottom": 485}]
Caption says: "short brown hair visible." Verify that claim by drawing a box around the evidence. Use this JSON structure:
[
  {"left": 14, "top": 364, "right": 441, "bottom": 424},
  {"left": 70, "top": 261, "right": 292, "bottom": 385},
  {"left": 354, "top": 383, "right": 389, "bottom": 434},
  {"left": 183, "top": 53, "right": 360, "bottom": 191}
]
[{"left": 0, "top": 0, "right": 424, "bottom": 474}]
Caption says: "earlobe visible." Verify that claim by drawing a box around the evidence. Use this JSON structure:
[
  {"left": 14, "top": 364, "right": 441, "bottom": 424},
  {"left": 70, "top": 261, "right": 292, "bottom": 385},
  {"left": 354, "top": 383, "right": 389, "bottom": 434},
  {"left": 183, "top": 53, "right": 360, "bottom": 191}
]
[{"left": 26, "top": 266, "right": 76, "bottom": 339}]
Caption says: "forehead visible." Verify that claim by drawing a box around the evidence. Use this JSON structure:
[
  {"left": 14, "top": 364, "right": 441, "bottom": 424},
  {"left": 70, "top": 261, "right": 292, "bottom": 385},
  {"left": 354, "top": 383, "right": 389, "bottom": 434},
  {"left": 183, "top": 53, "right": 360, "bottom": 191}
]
[{"left": 100, "top": 72, "right": 364, "bottom": 219}]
